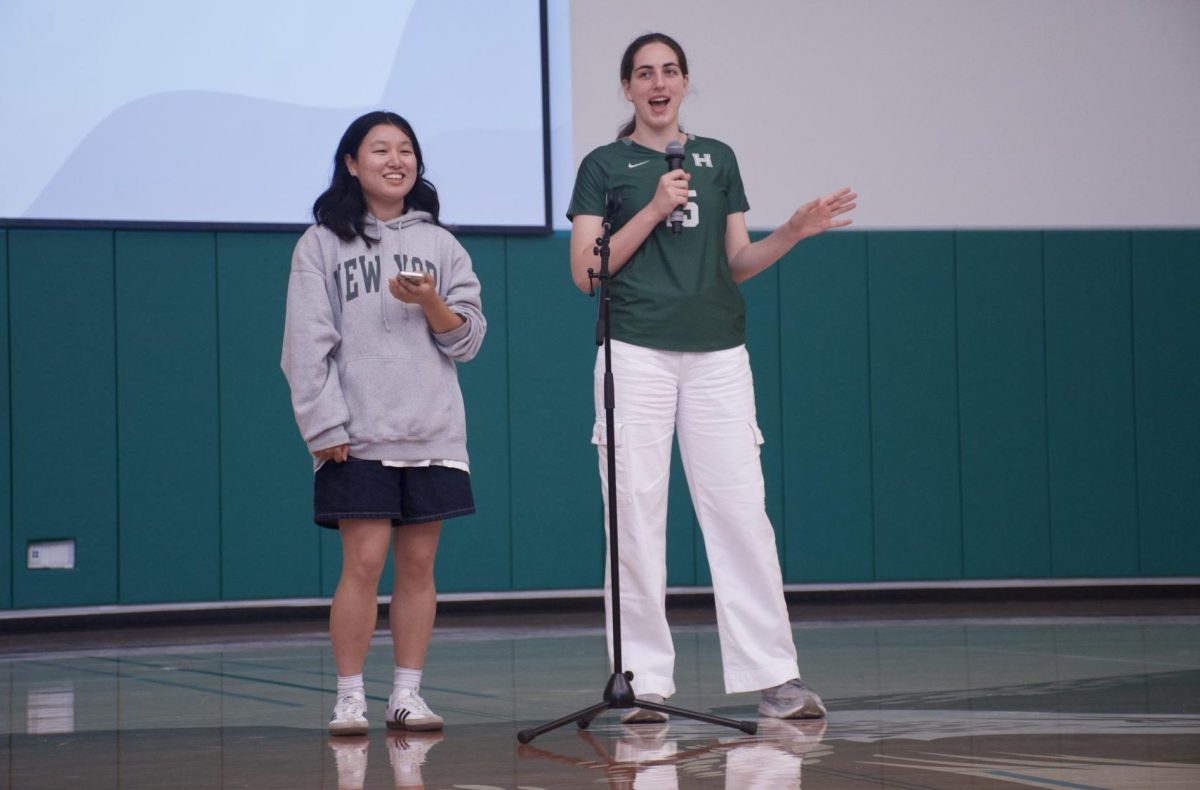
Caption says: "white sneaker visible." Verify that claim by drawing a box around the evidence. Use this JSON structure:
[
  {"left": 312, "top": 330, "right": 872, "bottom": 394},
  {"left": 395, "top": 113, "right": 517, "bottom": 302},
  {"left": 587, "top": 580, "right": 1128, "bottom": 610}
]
[
  {"left": 619, "top": 693, "right": 670, "bottom": 724},
  {"left": 386, "top": 689, "right": 444, "bottom": 731},
  {"left": 758, "top": 679, "right": 827, "bottom": 719},
  {"left": 329, "top": 692, "right": 368, "bottom": 736}
]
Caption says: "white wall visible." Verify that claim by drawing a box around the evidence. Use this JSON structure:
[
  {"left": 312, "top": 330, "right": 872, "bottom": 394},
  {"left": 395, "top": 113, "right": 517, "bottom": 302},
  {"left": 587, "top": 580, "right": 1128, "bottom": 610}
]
[{"left": 567, "top": 0, "right": 1200, "bottom": 230}]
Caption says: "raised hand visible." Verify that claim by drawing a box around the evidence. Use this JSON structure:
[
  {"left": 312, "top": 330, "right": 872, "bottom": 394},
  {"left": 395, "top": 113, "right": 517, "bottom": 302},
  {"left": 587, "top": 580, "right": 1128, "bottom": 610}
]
[{"left": 784, "top": 187, "right": 857, "bottom": 241}]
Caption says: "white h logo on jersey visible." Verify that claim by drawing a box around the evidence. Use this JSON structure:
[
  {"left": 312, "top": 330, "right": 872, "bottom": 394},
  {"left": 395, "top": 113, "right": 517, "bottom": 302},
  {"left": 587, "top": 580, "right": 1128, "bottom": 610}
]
[{"left": 692, "top": 153, "right": 713, "bottom": 168}]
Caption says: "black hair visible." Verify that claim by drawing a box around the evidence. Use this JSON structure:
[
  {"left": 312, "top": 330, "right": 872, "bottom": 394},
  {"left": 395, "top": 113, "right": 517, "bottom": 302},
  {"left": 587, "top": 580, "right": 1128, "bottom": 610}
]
[
  {"left": 312, "top": 110, "right": 441, "bottom": 244},
  {"left": 616, "top": 33, "right": 689, "bottom": 140}
]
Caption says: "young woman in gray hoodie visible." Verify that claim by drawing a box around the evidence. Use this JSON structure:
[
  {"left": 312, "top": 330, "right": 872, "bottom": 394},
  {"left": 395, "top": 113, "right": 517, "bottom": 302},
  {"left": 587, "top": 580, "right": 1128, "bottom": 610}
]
[{"left": 282, "top": 111, "right": 485, "bottom": 735}]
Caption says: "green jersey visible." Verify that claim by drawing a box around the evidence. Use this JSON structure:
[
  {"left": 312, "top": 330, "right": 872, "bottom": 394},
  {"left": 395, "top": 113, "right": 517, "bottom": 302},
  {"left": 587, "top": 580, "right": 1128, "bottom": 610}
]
[{"left": 567, "top": 135, "right": 750, "bottom": 352}]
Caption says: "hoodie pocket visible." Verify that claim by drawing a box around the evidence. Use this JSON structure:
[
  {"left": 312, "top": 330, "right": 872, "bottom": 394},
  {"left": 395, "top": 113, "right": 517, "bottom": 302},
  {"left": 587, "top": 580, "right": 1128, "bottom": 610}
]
[{"left": 341, "top": 356, "right": 460, "bottom": 444}]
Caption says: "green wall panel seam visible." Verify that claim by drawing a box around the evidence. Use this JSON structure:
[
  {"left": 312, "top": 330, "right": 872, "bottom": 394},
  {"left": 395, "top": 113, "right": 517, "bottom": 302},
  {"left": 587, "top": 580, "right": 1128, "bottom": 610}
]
[
  {"left": 214, "top": 235, "right": 226, "bottom": 599},
  {"left": 773, "top": 253, "right": 786, "bottom": 564},
  {"left": 504, "top": 236, "right": 515, "bottom": 588},
  {"left": 1127, "top": 231, "right": 1143, "bottom": 572},
  {"left": 864, "top": 238, "right": 877, "bottom": 580},
  {"left": 111, "top": 232, "right": 123, "bottom": 601},
  {"left": 952, "top": 233, "right": 965, "bottom": 578},
  {"left": 4, "top": 231, "right": 10, "bottom": 606},
  {"left": 1039, "top": 231, "right": 1055, "bottom": 569}
]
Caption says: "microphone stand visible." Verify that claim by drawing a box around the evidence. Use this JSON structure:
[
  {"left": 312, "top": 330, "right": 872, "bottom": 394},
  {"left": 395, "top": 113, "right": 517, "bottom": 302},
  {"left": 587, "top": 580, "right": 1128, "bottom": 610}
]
[{"left": 517, "top": 194, "right": 757, "bottom": 744}]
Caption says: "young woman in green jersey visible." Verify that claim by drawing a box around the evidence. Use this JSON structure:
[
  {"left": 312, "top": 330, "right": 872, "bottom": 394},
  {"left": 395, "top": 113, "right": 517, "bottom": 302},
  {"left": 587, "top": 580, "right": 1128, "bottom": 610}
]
[{"left": 566, "top": 33, "right": 856, "bottom": 723}]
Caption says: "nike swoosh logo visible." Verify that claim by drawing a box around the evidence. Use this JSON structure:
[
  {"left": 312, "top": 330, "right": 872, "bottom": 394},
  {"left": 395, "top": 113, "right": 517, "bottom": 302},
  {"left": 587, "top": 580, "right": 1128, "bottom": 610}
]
[{"left": 628, "top": 161, "right": 650, "bottom": 168}]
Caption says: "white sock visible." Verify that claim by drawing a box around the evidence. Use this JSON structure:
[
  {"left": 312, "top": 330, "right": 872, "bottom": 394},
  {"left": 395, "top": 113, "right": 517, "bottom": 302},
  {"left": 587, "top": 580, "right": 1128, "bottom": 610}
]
[
  {"left": 393, "top": 666, "right": 423, "bottom": 696},
  {"left": 337, "top": 673, "right": 365, "bottom": 698}
]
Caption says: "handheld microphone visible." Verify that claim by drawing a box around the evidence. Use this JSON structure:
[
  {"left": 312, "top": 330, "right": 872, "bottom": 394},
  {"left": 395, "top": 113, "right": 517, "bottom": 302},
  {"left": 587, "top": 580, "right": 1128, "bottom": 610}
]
[{"left": 664, "top": 141, "right": 685, "bottom": 234}]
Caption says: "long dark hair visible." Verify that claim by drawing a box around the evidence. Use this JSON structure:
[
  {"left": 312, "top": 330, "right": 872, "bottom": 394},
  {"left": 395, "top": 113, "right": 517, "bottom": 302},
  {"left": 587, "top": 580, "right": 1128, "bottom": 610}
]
[
  {"left": 616, "top": 33, "right": 689, "bottom": 140},
  {"left": 312, "top": 111, "right": 441, "bottom": 244}
]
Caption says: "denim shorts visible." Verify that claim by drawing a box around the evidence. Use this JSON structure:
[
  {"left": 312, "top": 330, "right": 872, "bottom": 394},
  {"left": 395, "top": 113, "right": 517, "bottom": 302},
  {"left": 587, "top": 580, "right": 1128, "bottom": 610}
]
[{"left": 313, "top": 457, "right": 475, "bottom": 529}]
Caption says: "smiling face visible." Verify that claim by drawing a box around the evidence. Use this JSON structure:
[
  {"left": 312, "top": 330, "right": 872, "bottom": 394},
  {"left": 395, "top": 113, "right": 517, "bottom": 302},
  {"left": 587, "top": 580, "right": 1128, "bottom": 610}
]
[
  {"left": 344, "top": 123, "right": 417, "bottom": 220},
  {"left": 622, "top": 41, "right": 689, "bottom": 138}
]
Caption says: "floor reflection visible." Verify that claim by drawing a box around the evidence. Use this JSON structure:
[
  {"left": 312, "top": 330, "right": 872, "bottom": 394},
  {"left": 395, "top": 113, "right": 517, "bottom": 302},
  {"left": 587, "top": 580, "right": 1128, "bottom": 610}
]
[
  {"left": 1, "top": 608, "right": 1198, "bottom": 788},
  {"left": 327, "top": 731, "right": 445, "bottom": 789},
  {"left": 518, "top": 718, "right": 829, "bottom": 789}
]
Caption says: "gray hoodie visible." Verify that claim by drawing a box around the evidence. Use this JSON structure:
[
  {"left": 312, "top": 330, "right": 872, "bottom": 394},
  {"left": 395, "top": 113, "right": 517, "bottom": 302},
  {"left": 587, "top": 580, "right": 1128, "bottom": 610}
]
[{"left": 281, "top": 211, "right": 485, "bottom": 466}]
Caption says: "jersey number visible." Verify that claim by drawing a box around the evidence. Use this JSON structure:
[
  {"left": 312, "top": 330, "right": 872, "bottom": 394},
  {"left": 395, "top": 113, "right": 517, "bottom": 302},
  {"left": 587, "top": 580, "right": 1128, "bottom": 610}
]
[{"left": 665, "top": 189, "right": 699, "bottom": 230}]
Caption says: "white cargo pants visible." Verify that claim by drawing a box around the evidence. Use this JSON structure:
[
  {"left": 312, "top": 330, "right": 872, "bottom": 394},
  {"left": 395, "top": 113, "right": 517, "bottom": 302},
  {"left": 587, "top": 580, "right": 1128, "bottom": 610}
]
[{"left": 593, "top": 340, "right": 800, "bottom": 696}]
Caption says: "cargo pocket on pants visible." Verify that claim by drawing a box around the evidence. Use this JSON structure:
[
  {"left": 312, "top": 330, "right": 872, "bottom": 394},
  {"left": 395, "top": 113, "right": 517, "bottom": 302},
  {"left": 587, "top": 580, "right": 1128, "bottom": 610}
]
[{"left": 592, "top": 421, "right": 633, "bottom": 503}]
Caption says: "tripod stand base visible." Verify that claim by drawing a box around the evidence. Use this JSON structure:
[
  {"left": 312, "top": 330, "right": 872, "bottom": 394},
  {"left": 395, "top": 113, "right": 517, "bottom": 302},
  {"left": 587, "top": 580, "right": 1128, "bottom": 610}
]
[{"left": 517, "top": 671, "right": 758, "bottom": 744}]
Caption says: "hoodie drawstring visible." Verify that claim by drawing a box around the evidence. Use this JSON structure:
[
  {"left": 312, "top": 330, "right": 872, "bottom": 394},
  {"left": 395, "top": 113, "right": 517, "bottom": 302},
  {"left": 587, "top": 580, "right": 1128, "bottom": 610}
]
[
  {"left": 381, "top": 268, "right": 390, "bottom": 332},
  {"left": 366, "top": 210, "right": 431, "bottom": 332},
  {"left": 376, "top": 215, "right": 407, "bottom": 333}
]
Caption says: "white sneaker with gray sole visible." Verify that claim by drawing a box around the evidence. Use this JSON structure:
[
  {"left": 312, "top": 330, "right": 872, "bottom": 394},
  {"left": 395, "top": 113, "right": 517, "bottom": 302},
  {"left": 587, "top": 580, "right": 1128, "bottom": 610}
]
[
  {"left": 386, "top": 689, "right": 444, "bottom": 731},
  {"left": 329, "top": 692, "right": 369, "bottom": 736},
  {"left": 758, "top": 679, "right": 827, "bottom": 719}
]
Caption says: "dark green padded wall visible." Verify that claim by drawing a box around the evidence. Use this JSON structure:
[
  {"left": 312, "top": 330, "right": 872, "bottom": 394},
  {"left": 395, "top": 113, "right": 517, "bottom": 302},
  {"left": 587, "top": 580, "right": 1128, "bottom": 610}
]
[
  {"left": 956, "top": 232, "right": 1050, "bottom": 578},
  {"left": 668, "top": 443, "right": 700, "bottom": 586},
  {"left": 868, "top": 232, "right": 962, "bottom": 580},
  {"left": 2, "top": 228, "right": 1197, "bottom": 610},
  {"left": 1044, "top": 232, "right": 1139, "bottom": 576},
  {"left": 9, "top": 230, "right": 118, "bottom": 607},
  {"left": 505, "top": 235, "right": 602, "bottom": 589},
  {"left": 115, "top": 232, "right": 221, "bottom": 603},
  {"left": 0, "top": 230, "right": 8, "bottom": 607},
  {"left": 217, "top": 232, "right": 319, "bottom": 600},
  {"left": 780, "top": 232, "right": 872, "bottom": 582},
  {"left": 441, "top": 235, "right": 511, "bottom": 591},
  {"left": 1132, "top": 232, "right": 1200, "bottom": 575}
]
